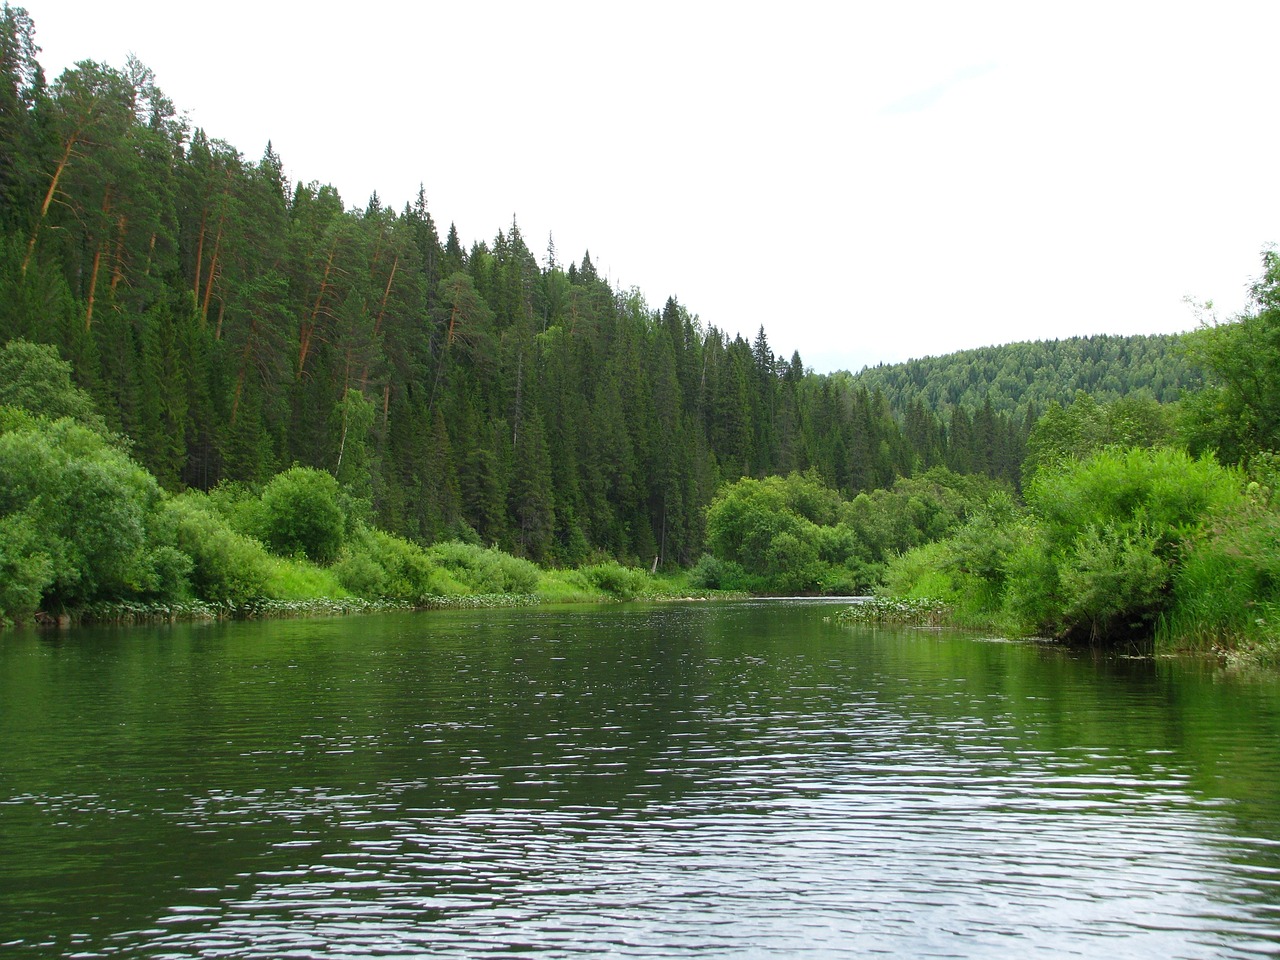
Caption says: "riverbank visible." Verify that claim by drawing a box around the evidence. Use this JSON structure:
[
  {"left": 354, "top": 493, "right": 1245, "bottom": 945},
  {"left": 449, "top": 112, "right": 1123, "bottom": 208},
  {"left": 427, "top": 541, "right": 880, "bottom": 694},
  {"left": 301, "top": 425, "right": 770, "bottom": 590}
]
[
  {"left": 830, "top": 595, "right": 1280, "bottom": 669},
  {"left": 23, "top": 584, "right": 751, "bottom": 630}
]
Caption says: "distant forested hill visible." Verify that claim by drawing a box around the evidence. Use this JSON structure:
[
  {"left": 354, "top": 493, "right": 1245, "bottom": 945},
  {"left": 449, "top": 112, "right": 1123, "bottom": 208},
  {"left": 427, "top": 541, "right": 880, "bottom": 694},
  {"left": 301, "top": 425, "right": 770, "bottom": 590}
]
[{"left": 852, "top": 333, "right": 1200, "bottom": 422}]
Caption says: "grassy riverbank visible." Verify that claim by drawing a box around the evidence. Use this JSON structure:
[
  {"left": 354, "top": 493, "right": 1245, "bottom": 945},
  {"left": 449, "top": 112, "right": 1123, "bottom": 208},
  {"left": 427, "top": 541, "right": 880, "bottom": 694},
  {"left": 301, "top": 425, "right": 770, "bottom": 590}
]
[
  {"left": 0, "top": 375, "right": 740, "bottom": 630},
  {"left": 831, "top": 595, "right": 1280, "bottom": 669},
  {"left": 20, "top": 545, "right": 743, "bottom": 629}
]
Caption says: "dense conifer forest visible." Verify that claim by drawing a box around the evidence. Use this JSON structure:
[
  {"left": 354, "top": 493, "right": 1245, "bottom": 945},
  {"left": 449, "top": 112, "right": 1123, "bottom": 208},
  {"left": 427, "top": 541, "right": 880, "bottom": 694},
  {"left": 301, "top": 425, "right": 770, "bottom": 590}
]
[
  {"left": 853, "top": 333, "right": 1197, "bottom": 421},
  {"left": 17, "top": 3, "right": 1280, "bottom": 663},
  {"left": 0, "top": 7, "right": 1198, "bottom": 573}
]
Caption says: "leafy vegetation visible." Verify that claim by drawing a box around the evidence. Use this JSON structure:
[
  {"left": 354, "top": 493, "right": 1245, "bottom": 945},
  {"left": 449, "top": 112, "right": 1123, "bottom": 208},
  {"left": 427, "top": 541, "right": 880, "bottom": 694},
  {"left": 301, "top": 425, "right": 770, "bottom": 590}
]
[
  {"left": 0, "top": 9, "right": 1197, "bottom": 580},
  {"left": 853, "top": 333, "right": 1197, "bottom": 422},
  {"left": 697, "top": 468, "right": 1009, "bottom": 595},
  {"left": 834, "top": 248, "right": 1280, "bottom": 661},
  {"left": 3, "top": 8, "right": 1280, "bottom": 665},
  {"left": 0, "top": 342, "right": 719, "bottom": 624},
  {"left": 831, "top": 597, "right": 953, "bottom": 627}
]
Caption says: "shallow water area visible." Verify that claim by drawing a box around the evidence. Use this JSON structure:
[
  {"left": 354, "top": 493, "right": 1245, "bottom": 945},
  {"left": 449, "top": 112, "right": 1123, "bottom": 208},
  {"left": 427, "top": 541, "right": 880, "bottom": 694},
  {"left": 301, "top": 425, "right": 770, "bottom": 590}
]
[{"left": 2, "top": 599, "right": 1278, "bottom": 958}]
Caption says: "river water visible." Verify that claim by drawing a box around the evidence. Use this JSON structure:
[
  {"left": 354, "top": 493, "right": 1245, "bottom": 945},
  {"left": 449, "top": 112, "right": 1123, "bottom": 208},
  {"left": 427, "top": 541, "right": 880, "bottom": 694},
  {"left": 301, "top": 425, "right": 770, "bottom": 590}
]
[{"left": 1, "top": 600, "right": 1278, "bottom": 958}]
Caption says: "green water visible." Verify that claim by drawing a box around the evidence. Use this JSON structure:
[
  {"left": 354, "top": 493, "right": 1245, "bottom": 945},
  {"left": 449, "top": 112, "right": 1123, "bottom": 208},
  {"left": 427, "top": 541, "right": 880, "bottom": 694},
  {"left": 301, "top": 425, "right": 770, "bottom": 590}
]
[{"left": 1, "top": 600, "right": 1278, "bottom": 958}]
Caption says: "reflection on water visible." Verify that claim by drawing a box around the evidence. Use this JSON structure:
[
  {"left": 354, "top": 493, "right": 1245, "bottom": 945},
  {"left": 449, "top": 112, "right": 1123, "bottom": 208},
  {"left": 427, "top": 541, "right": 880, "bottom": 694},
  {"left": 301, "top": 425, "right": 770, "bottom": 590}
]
[{"left": 1, "top": 601, "right": 1278, "bottom": 958}]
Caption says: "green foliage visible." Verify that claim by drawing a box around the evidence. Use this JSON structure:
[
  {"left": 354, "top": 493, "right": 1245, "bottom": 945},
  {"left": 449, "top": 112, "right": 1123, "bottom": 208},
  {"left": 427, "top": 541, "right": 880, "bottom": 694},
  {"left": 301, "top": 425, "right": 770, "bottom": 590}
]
[
  {"left": 258, "top": 554, "right": 349, "bottom": 601},
  {"left": 705, "top": 473, "right": 842, "bottom": 593},
  {"left": 0, "top": 511, "right": 52, "bottom": 624},
  {"left": 1181, "top": 250, "right": 1280, "bottom": 462},
  {"left": 999, "top": 526, "right": 1060, "bottom": 633},
  {"left": 1055, "top": 524, "right": 1168, "bottom": 643},
  {"left": 688, "top": 553, "right": 748, "bottom": 591},
  {"left": 703, "top": 469, "right": 1007, "bottom": 596},
  {"left": 1021, "top": 392, "right": 1174, "bottom": 485},
  {"left": 201, "top": 481, "right": 266, "bottom": 537},
  {"left": 1027, "top": 446, "right": 1240, "bottom": 556},
  {"left": 333, "top": 524, "right": 464, "bottom": 600},
  {"left": 0, "top": 417, "right": 186, "bottom": 612},
  {"left": 0, "top": 339, "right": 108, "bottom": 433},
  {"left": 259, "top": 466, "right": 346, "bottom": 564},
  {"left": 881, "top": 540, "right": 962, "bottom": 600},
  {"left": 165, "top": 494, "right": 273, "bottom": 605},
  {"left": 881, "top": 532, "right": 1008, "bottom": 625},
  {"left": 1158, "top": 499, "right": 1280, "bottom": 652},
  {"left": 844, "top": 467, "right": 1003, "bottom": 563},
  {"left": 1009, "top": 447, "right": 1244, "bottom": 642},
  {"left": 579, "top": 561, "right": 652, "bottom": 600},
  {"left": 333, "top": 388, "right": 376, "bottom": 505},
  {"left": 426, "top": 541, "right": 541, "bottom": 595},
  {"left": 533, "top": 569, "right": 603, "bottom": 604},
  {"left": 882, "top": 448, "right": 1255, "bottom": 645}
]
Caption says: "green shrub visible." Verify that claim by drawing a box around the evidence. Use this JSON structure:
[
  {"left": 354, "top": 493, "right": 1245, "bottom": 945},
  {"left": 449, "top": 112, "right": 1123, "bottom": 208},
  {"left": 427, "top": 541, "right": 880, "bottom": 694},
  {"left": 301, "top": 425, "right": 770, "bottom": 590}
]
[
  {"left": 1056, "top": 524, "right": 1168, "bottom": 643},
  {"left": 260, "top": 467, "right": 345, "bottom": 564},
  {"left": 0, "top": 418, "right": 174, "bottom": 609},
  {"left": 0, "top": 512, "right": 53, "bottom": 623},
  {"left": 166, "top": 495, "right": 273, "bottom": 605},
  {"left": 1158, "top": 501, "right": 1280, "bottom": 651},
  {"left": 1004, "top": 447, "right": 1246, "bottom": 643},
  {"left": 844, "top": 468, "right": 1005, "bottom": 563},
  {"left": 1028, "top": 446, "right": 1240, "bottom": 556},
  {"left": 882, "top": 540, "right": 959, "bottom": 601},
  {"left": 426, "top": 541, "right": 541, "bottom": 595},
  {"left": 334, "top": 525, "right": 465, "bottom": 600},
  {"left": 691, "top": 555, "right": 747, "bottom": 593},
  {"left": 536, "top": 569, "right": 605, "bottom": 603},
  {"left": 333, "top": 544, "right": 388, "bottom": 598},
  {"left": 202, "top": 480, "right": 266, "bottom": 538},
  {"left": 1000, "top": 526, "right": 1061, "bottom": 634},
  {"left": 580, "top": 561, "right": 651, "bottom": 600},
  {"left": 260, "top": 554, "right": 349, "bottom": 600}
]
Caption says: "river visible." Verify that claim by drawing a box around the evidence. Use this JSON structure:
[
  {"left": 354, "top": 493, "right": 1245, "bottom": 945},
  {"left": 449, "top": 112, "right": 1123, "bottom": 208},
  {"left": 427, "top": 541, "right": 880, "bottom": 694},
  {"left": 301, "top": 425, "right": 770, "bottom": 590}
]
[{"left": 1, "top": 599, "right": 1278, "bottom": 958}]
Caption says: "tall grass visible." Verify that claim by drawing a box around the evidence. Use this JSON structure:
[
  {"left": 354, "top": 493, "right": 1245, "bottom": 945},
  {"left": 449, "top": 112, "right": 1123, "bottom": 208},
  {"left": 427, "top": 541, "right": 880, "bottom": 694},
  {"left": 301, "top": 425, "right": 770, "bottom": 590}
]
[
  {"left": 426, "top": 541, "right": 542, "bottom": 595},
  {"left": 1156, "top": 505, "right": 1280, "bottom": 660}
]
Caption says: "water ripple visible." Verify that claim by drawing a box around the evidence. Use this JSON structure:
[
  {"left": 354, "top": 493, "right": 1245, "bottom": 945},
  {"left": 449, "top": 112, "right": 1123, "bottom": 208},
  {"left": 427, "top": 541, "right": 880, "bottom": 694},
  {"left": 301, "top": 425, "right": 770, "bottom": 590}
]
[{"left": 2, "top": 606, "right": 1279, "bottom": 958}]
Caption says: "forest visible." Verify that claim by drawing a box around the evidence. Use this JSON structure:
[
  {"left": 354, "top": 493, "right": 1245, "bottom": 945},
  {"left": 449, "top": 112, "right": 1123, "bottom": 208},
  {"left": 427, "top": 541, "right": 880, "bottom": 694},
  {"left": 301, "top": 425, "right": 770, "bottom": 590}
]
[{"left": 2, "top": 5, "right": 1277, "bottom": 659}]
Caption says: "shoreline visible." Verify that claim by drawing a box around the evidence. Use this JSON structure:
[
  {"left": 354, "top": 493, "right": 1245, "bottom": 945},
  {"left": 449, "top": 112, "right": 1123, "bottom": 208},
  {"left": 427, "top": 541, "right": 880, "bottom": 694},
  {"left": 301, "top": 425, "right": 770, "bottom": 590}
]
[{"left": 16, "top": 590, "right": 752, "bottom": 631}]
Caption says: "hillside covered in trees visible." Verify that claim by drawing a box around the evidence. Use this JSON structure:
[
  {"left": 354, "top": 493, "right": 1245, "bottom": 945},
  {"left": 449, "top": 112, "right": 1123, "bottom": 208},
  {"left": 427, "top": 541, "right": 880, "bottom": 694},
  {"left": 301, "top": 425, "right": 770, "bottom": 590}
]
[
  {"left": 0, "top": 8, "right": 1201, "bottom": 570},
  {"left": 5, "top": 2, "right": 1237, "bottom": 638},
  {"left": 852, "top": 333, "right": 1198, "bottom": 422}
]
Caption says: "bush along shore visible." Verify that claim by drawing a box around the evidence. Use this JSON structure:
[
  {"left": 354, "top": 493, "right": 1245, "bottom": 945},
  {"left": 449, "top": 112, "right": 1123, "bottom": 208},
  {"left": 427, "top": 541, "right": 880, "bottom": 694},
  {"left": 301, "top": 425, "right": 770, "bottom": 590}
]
[
  {"left": 0, "top": 364, "right": 733, "bottom": 628},
  {"left": 17, "top": 547, "right": 738, "bottom": 630},
  {"left": 46, "top": 591, "right": 661, "bottom": 628}
]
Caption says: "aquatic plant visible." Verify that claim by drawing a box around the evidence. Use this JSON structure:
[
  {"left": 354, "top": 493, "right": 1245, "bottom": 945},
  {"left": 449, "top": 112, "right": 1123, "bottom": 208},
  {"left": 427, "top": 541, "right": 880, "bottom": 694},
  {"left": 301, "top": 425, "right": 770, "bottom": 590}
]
[{"left": 832, "top": 596, "right": 954, "bottom": 627}]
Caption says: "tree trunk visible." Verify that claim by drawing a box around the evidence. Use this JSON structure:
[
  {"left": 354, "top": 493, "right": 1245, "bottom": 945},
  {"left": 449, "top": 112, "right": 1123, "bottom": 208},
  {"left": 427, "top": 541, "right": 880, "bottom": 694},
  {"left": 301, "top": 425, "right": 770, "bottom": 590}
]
[
  {"left": 83, "top": 188, "right": 114, "bottom": 330},
  {"left": 298, "top": 244, "right": 337, "bottom": 377},
  {"left": 22, "top": 133, "right": 79, "bottom": 274},
  {"left": 201, "top": 222, "right": 222, "bottom": 324},
  {"left": 361, "top": 254, "right": 399, "bottom": 389},
  {"left": 109, "top": 214, "right": 128, "bottom": 295},
  {"left": 229, "top": 319, "right": 258, "bottom": 426}
]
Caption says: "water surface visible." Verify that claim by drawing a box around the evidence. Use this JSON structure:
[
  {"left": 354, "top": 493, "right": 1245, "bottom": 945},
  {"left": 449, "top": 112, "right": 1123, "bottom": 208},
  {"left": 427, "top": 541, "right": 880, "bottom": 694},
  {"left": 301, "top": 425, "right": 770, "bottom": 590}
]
[{"left": 2, "top": 600, "right": 1278, "bottom": 957}]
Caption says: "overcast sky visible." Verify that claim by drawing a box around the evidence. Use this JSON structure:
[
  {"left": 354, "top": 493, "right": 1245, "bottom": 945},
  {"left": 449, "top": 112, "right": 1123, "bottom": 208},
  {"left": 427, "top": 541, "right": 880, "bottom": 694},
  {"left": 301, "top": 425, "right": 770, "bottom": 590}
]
[{"left": 25, "top": 1, "right": 1280, "bottom": 373}]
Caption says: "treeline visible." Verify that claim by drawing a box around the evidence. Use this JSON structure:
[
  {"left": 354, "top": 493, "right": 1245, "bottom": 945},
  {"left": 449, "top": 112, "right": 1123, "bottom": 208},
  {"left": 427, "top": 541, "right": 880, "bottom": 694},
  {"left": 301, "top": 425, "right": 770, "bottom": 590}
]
[
  {"left": 853, "top": 333, "right": 1197, "bottom": 422},
  {"left": 0, "top": 338, "right": 713, "bottom": 624},
  {"left": 0, "top": 8, "right": 1054, "bottom": 566},
  {"left": 701, "top": 253, "right": 1280, "bottom": 657}
]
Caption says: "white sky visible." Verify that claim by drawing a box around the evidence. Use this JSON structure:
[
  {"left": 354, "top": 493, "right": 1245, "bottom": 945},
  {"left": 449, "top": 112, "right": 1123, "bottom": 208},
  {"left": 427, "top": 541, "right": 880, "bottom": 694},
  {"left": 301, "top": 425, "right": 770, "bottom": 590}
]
[{"left": 26, "top": 0, "right": 1280, "bottom": 373}]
